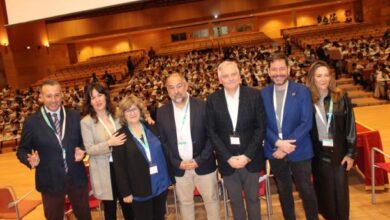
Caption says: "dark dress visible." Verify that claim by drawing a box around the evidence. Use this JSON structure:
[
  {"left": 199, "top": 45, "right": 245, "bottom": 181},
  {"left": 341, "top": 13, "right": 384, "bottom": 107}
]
[{"left": 311, "top": 93, "right": 357, "bottom": 220}]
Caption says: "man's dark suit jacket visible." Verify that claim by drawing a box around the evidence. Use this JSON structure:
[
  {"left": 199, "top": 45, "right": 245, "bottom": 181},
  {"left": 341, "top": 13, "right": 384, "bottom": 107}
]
[
  {"left": 206, "top": 86, "right": 266, "bottom": 177},
  {"left": 157, "top": 97, "right": 217, "bottom": 177},
  {"left": 17, "top": 107, "right": 88, "bottom": 193},
  {"left": 112, "top": 122, "right": 175, "bottom": 198}
]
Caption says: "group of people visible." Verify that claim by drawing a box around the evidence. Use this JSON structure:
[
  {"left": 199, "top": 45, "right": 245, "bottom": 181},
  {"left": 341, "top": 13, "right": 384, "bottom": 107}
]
[{"left": 16, "top": 51, "right": 356, "bottom": 220}]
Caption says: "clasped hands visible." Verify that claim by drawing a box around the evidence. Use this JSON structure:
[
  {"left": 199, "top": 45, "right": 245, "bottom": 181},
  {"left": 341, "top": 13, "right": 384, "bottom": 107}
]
[
  {"left": 227, "top": 155, "right": 251, "bottom": 169},
  {"left": 272, "top": 139, "right": 296, "bottom": 159},
  {"left": 27, "top": 146, "right": 86, "bottom": 168},
  {"left": 179, "top": 159, "right": 199, "bottom": 170}
]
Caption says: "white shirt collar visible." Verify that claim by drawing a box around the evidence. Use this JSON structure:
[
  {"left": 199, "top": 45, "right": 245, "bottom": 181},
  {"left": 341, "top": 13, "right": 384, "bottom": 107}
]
[
  {"left": 44, "top": 106, "right": 61, "bottom": 117},
  {"left": 224, "top": 87, "right": 240, "bottom": 100}
]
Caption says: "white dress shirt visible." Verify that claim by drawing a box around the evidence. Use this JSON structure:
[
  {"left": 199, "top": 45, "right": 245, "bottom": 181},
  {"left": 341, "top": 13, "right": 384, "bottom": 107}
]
[
  {"left": 173, "top": 97, "right": 193, "bottom": 161},
  {"left": 224, "top": 88, "right": 240, "bottom": 132}
]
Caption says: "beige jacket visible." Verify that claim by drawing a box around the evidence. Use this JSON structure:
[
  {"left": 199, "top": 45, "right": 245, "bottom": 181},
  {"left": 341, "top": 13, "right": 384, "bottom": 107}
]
[{"left": 80, "top": 114, "right": 121, "bottom": 200}]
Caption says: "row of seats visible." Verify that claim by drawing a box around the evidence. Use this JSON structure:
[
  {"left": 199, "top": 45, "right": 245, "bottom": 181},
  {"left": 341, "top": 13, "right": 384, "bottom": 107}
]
[
  {"left": 159, "top": 32, "right": 273, "bottom": 55},
  {"left": 32, "top": 50, "right": 145, "bottom": 88}
]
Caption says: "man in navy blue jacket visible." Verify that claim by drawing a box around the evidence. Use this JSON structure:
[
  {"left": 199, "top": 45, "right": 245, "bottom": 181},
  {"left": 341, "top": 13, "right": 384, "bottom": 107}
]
[
  {"left": 17, "top": 80, "right": 91, "bottom": 220},
  {"left": 261, "top": 53, "right": 318, "bottom": 220}
]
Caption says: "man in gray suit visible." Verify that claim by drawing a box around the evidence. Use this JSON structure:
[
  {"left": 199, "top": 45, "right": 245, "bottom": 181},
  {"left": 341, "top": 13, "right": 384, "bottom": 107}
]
[
  {"left": 157, "top": 73, "right": 220, "bottom": 220},
  {"left": 206, "top": 60, "right": 266, "bottom": 220}
]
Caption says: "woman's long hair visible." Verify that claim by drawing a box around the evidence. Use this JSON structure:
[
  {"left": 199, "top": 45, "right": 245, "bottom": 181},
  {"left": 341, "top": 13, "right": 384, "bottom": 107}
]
[
  {"left": 306, "top": 60, "right": 342, "bottom": 103},
  {"left": 83, "top": 83, "right": 115, "bottom": 122}
]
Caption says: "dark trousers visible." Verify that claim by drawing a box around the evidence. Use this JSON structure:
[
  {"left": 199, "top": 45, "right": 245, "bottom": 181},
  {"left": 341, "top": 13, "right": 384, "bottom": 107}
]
[
  {"left": 223, "top": 168, "right": 261, "bottom": 220},
  {"left": 313, "top": 160, "right": 349, "bottom": 220},
  {"left": 270, "top": 159, "right": 318, "bottom": 220},
  {"left": 132, "top": 190, "right": 168, "bottom": 220},
  {"left": 42, "top": 175, "right": 91, "bottom": 220},
  {"left": 103, "top": 163, "right": 134, "bottom": 220}
]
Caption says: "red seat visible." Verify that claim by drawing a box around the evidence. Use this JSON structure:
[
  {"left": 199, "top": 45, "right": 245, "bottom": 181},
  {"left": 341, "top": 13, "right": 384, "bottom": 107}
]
[
  {"left": 0, "top": 186, "right": 42, "bottom": 220},
  {"left": 371, "top": 147, "right": 390, "bottom": 204}
]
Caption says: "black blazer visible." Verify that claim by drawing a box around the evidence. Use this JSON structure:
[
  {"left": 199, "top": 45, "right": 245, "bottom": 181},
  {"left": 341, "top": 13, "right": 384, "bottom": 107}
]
[
  {"left": 156, "top": 97, "right": 217, "bottom": 177},
  {"left": 112, "top": 122, "right": 175, "bottom": 198},
  {"left": 206, "top": 86, "right": 266, "bottom": 176},
  {"left": 310, "top": 93, "right": 357, "bottom": 166},
  {"left": 17, "top": 107, "right": 87, "bottom": 193}
]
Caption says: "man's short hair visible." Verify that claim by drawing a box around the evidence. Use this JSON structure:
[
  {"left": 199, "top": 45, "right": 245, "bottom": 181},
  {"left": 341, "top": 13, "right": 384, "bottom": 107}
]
[
  {"left": 41, "top": 80, "right": 61, "bottom": 91},
  {"left": 267, "top": 52, "right": 289, "bottom": 68},
  {"left": 165, "top": 72, "right": 187, "bottom": 86},
  {"left": 217, "top": 61, "right": 239, "bottom": 78}
]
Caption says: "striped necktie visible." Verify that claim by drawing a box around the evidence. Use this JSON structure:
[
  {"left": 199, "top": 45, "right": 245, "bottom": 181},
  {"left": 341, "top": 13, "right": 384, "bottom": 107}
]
[
  {"left": 52, "top": 113, "right": 68, "bottom": 172},
  {"left": 52, "top": 113, "right": 61, "bottom": 137}
]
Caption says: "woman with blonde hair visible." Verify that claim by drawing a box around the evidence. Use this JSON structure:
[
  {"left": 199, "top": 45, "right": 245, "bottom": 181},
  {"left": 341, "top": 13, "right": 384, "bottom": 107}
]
[
  {"left": 112, "top": 95, "right": 174, "bottom": 220},
  {"left": 306, "top": 60, "right": 357, "bottom": 220}
]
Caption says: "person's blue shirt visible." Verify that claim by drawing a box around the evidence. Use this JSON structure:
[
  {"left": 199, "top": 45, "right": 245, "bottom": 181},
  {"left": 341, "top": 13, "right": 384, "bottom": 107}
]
[{"left": 132, "top": 124, "right": 171, "bottom": 202}]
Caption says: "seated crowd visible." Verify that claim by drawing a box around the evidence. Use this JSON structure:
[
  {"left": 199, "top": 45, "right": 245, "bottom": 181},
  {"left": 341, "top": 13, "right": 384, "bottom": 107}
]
[{"left": 2, "top": 31, "right": 390, "bottom": 144}]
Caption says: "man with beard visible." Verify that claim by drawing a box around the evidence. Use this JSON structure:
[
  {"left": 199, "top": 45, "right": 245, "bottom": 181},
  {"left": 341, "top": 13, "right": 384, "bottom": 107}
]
[
  {"left": 157, "top": 73, "right": 220, "bottom": 220},
  {"left": 261, "top": 52, "right": 319, "bottom": 220}
]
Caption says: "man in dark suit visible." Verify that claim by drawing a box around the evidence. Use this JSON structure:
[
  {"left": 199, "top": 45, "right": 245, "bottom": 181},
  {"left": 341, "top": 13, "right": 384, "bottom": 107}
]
[
  {"left": 157, "top": 73, "right": 220, "bottom": 220},
  {"left": 261, "top": 52, "right": 318, "bottom": 220},
  {"left": 17, "top": 80, "right": 91, "bottom": 220},
  {"left": 206, "top": 61, "right": 266, "bottom": 220}
]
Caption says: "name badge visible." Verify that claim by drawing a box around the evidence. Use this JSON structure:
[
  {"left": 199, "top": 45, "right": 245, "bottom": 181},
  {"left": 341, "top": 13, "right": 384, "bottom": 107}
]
[
  {"left": 178, "top": 140, "right": 187, "bottom": 148},
  {"left": 149, "top": 163, "right": 158, "bottom": 175},
  {"left": 321, "top": 139, "right": 334, "bottom": 147},
  {"left": 230, "top": 134, "right": 240, "bottom": 146}
]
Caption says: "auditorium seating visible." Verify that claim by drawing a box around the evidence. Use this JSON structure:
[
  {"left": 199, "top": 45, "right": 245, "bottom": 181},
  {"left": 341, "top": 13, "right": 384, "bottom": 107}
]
[
  {"left": 32, "top": 50, "right": 145, "bottom": 88},
  {"left": 158, "top": 32, "right": 273, "bottom": 55}
]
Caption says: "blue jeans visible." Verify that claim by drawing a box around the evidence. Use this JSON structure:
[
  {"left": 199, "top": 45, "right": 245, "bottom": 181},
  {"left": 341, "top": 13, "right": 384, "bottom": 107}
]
[{"left": 269, "top": 159, "right": 319, "bottom": 220}]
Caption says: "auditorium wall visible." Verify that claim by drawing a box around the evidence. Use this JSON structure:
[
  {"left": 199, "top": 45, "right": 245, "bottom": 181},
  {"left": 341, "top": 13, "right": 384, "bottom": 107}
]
[
  {"left": 1, "top": 0, "right": 388, "bottom": 89},
  {"left": 2, "top": 21, "right": 69, "bottom": 88}
]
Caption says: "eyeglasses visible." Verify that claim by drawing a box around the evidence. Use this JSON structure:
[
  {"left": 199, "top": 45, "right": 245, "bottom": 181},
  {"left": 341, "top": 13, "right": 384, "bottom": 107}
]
[{"left": 125, "top": 107, "right": 139, "bottom": 114}]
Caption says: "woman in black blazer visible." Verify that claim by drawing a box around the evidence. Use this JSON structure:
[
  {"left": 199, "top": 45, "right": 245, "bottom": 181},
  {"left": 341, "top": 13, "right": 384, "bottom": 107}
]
[
  {"left": 307, "top": 61, "right": 357, "bottom": 220},
  {"left": 112, "top": 95, "right": 174, "bottom": 220}
]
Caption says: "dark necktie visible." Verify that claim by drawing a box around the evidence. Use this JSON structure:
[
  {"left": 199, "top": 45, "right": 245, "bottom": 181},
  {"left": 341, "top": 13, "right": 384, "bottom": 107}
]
[
  {"left": 52, "top": 113, "right": 61, "bottom": 137},
  {"left": 52, "top": 113, "right": 68, "bottom": 172}
]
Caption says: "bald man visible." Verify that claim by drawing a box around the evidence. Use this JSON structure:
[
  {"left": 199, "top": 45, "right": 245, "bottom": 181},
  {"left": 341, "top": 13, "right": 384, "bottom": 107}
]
[{"left": 157, "top": 73, "right": 220, "bottom": 220}]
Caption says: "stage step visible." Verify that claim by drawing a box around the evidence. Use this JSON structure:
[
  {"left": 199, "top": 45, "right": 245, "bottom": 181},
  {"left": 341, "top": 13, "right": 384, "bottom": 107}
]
[
  {"left": 346, "top": 90, "right": 373, "bottom": 99},
  {"left": 336, "top": 78, "right": 354, "bottom": 85},
  {"left": 351, "top": 97, "right": 389, "bottom": 107},
  {"left": 338, "top": 84, "right": 362, "bottom": 91}
]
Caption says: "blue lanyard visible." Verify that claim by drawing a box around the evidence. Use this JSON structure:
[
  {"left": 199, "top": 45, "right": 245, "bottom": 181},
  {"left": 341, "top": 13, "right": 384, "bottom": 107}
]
[
  {"left": 314, "top": 100, "right": 333, "bottom": 134},
  {"left": 178, "top": 100, "right": 190, "bottom": 137},
  {"left": 129, "top": 123, "right": 152, "bottom": 162}
]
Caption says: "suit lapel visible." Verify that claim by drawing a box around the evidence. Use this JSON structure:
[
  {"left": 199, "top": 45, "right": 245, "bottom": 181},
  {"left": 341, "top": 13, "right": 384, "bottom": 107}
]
[
  {"left": 166, "top": 101, "right": 178, "bottom": 142},
  {"left": 236, "top": 87, "right": 245, "bottom": 131},
  {"left": 282, "top": 81, "right": 294, "bottom": 128},
  {"left": 268, "top": 84, "right": 279, "bottom": 131},
  {"left": 189, "top": 97, "right": 195, "bottom": 134},
  {"left": 37, "top": 109, "right": 61, "bottom": 145}
]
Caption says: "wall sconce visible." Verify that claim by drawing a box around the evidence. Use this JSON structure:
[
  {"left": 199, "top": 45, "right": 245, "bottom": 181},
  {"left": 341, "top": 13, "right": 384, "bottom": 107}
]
[
  {"left": 44, "top": 42, "right": 50, "bottom": 48},
  {"left": 25, "top": 45, "right": 31, "bottom": 50},
  {"left": 3, "top": 42, "right": 8, "bottom": 47}
]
